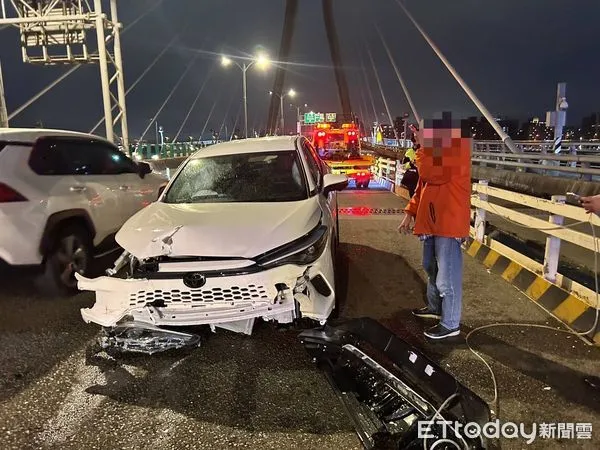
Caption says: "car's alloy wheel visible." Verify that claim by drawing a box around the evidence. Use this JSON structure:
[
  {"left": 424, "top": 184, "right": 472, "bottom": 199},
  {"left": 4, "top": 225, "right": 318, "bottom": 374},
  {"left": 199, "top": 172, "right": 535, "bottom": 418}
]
[
  {"left": 55, "top": 235, "right": 88, "bottom": 287},
  {"left": 39, "top": 225, "right": 92, "bottom": 296}
]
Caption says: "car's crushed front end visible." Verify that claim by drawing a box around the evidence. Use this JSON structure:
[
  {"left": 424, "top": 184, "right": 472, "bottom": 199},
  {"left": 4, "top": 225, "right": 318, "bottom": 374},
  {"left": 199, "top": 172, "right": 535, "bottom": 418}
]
[{"left": 77, "top": 214, "right": 337, "bottom": 351}]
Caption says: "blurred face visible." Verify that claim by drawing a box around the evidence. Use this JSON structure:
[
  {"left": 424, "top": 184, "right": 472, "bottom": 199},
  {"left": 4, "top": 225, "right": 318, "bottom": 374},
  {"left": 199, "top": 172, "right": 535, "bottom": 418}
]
[{"left": 417, "top": 113, "right": 472, "bottom": 175}]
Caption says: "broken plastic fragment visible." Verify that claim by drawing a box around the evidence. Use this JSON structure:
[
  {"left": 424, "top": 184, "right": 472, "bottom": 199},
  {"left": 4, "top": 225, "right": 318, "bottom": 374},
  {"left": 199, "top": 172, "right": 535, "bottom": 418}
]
[{"left": 99, "top": 322, "right": 201, "bottom": 355}]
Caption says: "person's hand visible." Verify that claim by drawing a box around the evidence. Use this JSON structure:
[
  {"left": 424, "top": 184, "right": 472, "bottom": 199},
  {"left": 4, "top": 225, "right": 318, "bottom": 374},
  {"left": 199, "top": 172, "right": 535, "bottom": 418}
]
[
  {"left": 581, "top": 195, "right": 600, "bottom": 215},
  {"left": 409, "top": 124, "right": 422, "bottom": 148},
  {"left": 398, "top": 213, "right": 415, "bottom": 235}
]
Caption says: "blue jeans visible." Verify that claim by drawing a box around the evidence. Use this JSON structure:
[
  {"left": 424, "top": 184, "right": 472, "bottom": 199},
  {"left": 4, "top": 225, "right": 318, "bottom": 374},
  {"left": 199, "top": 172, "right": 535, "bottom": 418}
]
[{"left": 422, "top": 236, "right": 463, "bottom": 330}]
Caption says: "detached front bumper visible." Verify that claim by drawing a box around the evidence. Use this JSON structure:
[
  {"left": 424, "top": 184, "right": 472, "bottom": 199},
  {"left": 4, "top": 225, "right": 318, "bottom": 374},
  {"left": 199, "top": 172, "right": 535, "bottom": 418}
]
[{"left": 77, "top": 261, "right": 335, "bottom": 333}]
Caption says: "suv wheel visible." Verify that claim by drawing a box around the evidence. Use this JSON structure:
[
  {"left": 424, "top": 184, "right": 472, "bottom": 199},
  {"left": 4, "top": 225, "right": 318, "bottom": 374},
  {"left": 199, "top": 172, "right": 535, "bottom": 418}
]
[{"left": 38, "top": 224, "right": 93, "bottom": 296}]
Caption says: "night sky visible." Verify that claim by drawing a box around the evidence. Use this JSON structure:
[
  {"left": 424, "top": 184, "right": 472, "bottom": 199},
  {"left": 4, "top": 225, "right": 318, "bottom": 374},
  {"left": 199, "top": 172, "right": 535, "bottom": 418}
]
[{"left": 1, "top": 0, "right": 599, "bottom": 140}]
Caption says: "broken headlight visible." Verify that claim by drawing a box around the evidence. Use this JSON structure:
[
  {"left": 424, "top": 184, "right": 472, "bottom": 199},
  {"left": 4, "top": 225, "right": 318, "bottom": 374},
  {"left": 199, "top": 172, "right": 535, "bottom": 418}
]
[{"left": 256, "top": 224, "right": 329, "bottom": 269}]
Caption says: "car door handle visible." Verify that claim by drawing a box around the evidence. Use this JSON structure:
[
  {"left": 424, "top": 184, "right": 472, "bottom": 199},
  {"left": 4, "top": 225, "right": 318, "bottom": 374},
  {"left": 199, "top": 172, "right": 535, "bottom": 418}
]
[
  {"left": 70, "top": 185, "right": 87, "bottom": 192},
  {"left": 119, "top": 185, "right": 130, "bottom": 191}
]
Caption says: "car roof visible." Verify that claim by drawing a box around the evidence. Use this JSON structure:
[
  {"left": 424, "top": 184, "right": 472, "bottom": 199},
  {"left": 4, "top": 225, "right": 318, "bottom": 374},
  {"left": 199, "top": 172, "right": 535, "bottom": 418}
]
[
  {"left": 190, "top": 136, "right": 300, "bottom": 159},
  {"left": 0, "top": 127, "right": 114, "bottom": 145}
]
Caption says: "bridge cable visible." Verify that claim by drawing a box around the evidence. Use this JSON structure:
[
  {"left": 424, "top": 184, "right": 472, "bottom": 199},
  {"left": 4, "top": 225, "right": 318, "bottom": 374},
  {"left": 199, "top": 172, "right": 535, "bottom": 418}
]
[
  {"left": 229, "top": 103, "right": 243, "bottom": 141},
  {"left": 393, "top": 0, "right": 521, "bottom": 153},
  {"left": 8, "top": 0, "right": 165, "bottom": 121},
  {"left": 365, "top": 44, "right": 399, "bottom": 141},
  {"left": 90, "top": 31, "right": 182, "bottom": 134},
  {"left": 200, "top": 100, "right": 218, "bottom": 141},
  {"left": 374, "top": 22, "right": 421, "bottom": 125},
  {"left": 217, "top": 86, "right": 240, "bottom": 139},
  {"left": 250, "top": 115, "right": 259, "bottom": 138},
  {"left": 357, "top": 46, "right": 378, "bottom": 125},
  {"left": 350, "top": 34, "right": 376, "bottom": 129},
  {"left": 138, "top": 55, "right": 199, "bottom": 142},
  {"left": 356, "top": 94, "right": 369, "bottom": 135},
  {"left": 172, "top": 64, "right": 215, "bottom": 142}
]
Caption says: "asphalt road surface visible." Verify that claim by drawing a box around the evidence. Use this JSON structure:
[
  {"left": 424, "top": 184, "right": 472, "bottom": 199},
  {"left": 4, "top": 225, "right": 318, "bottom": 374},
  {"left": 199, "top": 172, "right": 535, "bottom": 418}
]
[{"left": 1, "top": 182, "right": 599, "bottom": 449}]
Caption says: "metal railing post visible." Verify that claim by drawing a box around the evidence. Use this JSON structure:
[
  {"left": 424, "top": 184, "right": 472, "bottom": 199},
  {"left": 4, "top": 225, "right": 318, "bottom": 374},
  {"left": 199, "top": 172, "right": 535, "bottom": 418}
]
[
  {"left": 474, "top": 180, "right": 488, "bottom": 243},
  {"left": 543, "top": 195, "right": 566, "bottom": 283}
]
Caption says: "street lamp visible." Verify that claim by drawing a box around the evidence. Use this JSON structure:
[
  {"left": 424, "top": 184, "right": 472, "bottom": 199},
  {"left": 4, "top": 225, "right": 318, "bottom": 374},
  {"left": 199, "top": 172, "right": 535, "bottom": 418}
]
[
  {"left": 270, "top": 88, "right": 296, "bottom": 134},
  {"left": 290, "top": 102, "right": 308, "bottom": 121},
  {"left": 221, "top": 52, "right": 270, "bottom": 138},
  {"left": 290, "top": 102, "right": 308, "bottom": 135}
]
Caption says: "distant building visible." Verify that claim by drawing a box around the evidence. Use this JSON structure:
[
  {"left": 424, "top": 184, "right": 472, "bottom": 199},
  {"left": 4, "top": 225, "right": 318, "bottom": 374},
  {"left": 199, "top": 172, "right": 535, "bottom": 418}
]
[
  {"left": 465, "top": 116, "right": 519, "bottom": 140},
  {"left": 517, "top": 117, "right": 553, "bottom": 141},
  {"left": 563, "top": 126, "right": 581, "bottom": 140},
  {"left": 581, "top": 113, "right": 600, "bottom": 140}
]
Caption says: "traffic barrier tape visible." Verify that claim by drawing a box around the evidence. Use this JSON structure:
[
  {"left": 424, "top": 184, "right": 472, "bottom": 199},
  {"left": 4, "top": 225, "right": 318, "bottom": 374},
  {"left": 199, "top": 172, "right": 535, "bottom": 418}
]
[
  {"left": 338, "top": 207, "right": 404, "bottom": 215},
  {"left": 464, "top": 237, "right": 600, "bottom": 345}
]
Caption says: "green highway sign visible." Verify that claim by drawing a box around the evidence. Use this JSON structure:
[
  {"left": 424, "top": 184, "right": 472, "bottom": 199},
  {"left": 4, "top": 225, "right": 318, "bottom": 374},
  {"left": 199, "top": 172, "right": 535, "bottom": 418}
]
[
  {"left": 304, "top": 112, "right": 316, "bottom": 124},
  {"left": 303, "top": 112, "right": 328, "bottom": 124}
]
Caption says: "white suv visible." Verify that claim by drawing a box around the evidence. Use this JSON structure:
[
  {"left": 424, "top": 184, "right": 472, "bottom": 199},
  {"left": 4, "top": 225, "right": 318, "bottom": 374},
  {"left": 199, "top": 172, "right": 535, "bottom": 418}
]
[{"left": 0, "top": 128, "right": 167, "bottom": 295}]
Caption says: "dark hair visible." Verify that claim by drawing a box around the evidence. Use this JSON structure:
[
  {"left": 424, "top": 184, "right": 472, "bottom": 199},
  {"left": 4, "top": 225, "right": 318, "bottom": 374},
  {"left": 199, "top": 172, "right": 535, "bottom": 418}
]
[{"left": 423, "top": 111, "right": 471, "bottom": 138}]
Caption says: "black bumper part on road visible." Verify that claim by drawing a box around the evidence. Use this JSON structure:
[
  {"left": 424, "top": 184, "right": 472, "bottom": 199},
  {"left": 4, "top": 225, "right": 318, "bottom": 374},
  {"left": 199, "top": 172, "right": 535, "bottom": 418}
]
[{"left": 299, "top": 318, "right": 493, "bottom": 450}]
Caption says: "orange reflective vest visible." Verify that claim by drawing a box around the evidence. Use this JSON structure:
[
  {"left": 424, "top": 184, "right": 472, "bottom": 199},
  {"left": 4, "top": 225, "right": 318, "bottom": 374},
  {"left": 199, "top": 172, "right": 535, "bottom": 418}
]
[{"left": 403, "top": 138, "right": 472, "bottom": 238}]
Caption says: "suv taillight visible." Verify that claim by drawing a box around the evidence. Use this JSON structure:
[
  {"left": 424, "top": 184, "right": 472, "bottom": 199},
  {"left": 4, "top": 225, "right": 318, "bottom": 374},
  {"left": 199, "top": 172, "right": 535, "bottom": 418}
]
[{"left": 0, "top": 183, "right": 27, "bottom": 203}]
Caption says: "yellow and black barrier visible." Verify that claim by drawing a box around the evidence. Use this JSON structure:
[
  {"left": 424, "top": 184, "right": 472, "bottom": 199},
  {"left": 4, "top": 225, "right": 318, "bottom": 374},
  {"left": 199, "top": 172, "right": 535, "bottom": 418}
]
[{"left": 464, "top": 238, "right": 600, "bottom": 345}]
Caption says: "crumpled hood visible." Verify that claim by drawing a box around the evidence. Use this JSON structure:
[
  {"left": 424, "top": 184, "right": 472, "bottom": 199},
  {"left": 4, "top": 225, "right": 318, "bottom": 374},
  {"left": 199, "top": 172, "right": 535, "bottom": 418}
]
[{"left": 116, "top": 198, "right": 322, "bottom": 259}]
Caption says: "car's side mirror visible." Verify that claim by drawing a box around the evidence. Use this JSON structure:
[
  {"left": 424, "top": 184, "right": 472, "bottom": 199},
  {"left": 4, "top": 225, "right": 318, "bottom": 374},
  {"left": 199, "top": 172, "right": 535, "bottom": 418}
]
[
  {"left": 138, "top": 161, "right": 152, "bottom": 178},
  {"left": 322, "top": 173, "right": 348, "bottom": 196},
  {"left": 157, "top": 185, "right": 166, "bottom": 200}
]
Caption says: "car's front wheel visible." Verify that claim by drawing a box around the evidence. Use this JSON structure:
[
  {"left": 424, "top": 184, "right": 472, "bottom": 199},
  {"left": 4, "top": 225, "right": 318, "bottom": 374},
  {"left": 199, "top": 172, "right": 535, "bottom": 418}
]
[{"left": 38, "top": 224, "right": 93, "bottom": 296}]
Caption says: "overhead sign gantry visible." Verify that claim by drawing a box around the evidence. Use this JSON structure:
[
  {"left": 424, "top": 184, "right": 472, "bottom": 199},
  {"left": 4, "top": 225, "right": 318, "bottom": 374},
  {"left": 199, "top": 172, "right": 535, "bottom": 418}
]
[{"left": 0, "top": 0, "right": 129, "bottom": 147}]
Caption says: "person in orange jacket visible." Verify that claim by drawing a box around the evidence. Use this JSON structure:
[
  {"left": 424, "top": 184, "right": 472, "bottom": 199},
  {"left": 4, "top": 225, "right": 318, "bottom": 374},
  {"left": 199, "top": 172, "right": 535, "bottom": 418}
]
[{"left": 398, "top": 112, "right": 472, "bottom": 339}]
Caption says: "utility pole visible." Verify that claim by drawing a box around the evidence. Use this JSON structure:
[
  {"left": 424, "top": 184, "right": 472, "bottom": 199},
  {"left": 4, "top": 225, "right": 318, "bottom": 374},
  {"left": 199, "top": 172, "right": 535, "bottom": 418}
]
[{"left": 0, "top": 60, "right": 8, "bottom": 127}]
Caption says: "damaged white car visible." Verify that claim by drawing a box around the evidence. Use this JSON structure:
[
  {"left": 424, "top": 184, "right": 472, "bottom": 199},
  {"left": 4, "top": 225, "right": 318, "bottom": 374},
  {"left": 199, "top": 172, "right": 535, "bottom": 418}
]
[{"left": 77, "top": 136, "right": 347, "bottom": 349}]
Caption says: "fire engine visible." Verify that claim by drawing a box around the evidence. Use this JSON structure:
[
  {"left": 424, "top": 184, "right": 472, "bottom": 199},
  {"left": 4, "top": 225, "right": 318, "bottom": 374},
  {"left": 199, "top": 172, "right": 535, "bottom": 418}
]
[{"left": 310, "top": 121, "right": 374, "bottom": 189}]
